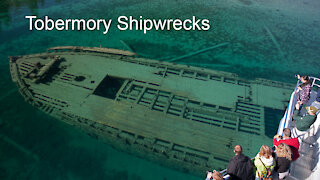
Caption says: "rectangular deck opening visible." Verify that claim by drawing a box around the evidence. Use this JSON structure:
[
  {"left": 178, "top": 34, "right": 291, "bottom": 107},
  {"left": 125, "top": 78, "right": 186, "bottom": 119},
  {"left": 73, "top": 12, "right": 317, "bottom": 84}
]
[{"left": 93, "top": 76, "right": 125, "bottom": 99}]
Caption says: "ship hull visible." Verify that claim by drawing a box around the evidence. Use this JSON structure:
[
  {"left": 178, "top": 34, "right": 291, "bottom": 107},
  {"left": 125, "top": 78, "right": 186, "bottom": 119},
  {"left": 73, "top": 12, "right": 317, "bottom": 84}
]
[{"left": 9, "top": 46, "right": 294, "bottom": 176}]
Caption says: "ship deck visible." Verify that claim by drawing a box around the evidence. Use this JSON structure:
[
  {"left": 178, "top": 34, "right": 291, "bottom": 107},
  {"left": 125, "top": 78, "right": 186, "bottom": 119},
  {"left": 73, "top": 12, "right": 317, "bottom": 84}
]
[{"left": 9, "top": 47, "right": 294, "bottom": 173}]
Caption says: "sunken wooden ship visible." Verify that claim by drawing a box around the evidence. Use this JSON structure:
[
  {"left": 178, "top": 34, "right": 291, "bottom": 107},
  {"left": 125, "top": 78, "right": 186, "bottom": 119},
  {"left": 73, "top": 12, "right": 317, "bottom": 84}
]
[{"left": 9, "top": 46, "right": 293, "bottom": 176}]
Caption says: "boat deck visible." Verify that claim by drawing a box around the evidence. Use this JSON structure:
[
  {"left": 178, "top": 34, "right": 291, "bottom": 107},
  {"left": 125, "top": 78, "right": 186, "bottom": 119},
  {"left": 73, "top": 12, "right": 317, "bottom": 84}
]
[
  {"left": 9, "top": 47, "right": 294, "bottom": 174},
  {"left": 288, "top": 90, "right": 320, "bottom": 180}
]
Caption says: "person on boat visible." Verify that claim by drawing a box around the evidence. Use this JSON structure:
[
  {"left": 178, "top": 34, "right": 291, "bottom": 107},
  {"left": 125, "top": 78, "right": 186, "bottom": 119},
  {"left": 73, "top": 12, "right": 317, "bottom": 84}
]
[
  {"left": 205, "top": 170, "right": 223, "bottom": 180},
  {"left": 296, "top": 75, "right": 312, "bottom": 109},
  {"left": 293, "top": 104, "right": 318, "bottom": 131},
  {"left": 272, "top": 143, "right": 292, "bottom": 180},
  {"left": 273, "top": 128, "right": 300, "bottom": 161},
  {"left": 253, "top": 145, "right": 275, "bottom": 180},
  {"left": 226, "top": 145, "right": 254, "bottom": 180},
  {"left": 310, "top": 88, "right": 320, "bottom": 110}
]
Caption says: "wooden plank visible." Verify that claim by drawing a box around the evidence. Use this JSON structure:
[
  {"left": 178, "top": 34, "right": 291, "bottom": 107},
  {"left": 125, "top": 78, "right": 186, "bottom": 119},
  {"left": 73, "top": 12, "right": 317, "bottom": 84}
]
[{"left": 88, "top": 101, "right": 235, "bottom": 158}]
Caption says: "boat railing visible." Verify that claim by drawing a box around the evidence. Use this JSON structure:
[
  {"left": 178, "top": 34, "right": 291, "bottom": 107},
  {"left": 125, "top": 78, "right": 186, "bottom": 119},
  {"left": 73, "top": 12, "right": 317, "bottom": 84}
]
[
  {"left": 47, "top": 46, "right": 136, "bottom": 56},
  {"left": 277, "top": 76, "right": 320, "bottom": 135},
  {"left": 276, "top": 79, "right": 300, "bottom": 135},
  {"left": 219, "top": 83, "right": 300, "bottom": 179},
  {"left": 311, "top": 76, "right": 320, "bottom": 88},
  {"left": 219, "top": 169, "right": 229, "bottom": 179}
]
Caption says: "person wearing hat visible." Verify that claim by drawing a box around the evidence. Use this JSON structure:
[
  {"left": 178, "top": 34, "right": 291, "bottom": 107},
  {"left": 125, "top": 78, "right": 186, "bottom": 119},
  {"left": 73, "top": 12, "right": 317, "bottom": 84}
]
[{"left": 293, "top": 104, "right": 318, "bottom": 131}]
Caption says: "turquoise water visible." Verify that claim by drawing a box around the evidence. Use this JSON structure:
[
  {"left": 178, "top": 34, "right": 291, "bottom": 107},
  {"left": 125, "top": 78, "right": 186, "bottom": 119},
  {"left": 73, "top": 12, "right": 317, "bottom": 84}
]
[{"left": 0, "top": 0, "right": 320, "bottom": 179}]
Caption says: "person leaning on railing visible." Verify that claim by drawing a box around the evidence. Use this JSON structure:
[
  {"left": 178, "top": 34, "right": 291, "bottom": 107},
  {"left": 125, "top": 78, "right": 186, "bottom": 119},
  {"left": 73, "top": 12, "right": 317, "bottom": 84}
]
[
  {"left": 296, "top": 75, "right": 312, "bottom": 109},
  {"left": 293, "top": 104, "right": 318, "bottom": 131}
]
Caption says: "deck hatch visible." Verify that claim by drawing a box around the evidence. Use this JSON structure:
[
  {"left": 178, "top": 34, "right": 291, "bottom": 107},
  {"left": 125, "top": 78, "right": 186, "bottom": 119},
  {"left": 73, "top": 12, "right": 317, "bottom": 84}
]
[{"left": 93, "top": 76, "right": 125, "bottom": 99}]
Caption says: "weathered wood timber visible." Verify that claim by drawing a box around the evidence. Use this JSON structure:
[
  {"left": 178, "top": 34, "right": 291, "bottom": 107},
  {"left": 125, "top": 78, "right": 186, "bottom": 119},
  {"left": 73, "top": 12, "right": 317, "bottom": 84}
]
[{"left": 9, "top": 46, "right": 293, "bottom": 176}]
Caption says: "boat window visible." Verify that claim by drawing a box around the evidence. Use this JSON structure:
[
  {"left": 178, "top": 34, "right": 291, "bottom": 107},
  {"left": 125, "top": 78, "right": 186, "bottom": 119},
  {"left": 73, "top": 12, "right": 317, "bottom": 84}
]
[{"left": 93, "top": 76, "right": 125, "bottom": 99}]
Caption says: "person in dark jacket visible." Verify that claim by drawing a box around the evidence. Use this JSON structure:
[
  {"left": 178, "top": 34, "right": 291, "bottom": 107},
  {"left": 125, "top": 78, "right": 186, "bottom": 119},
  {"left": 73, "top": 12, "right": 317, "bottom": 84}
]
[
  {"left": 293, "top": 104, "right": 317, "bottom": 131},
  {"left": 227, "top": 145, "right": 254, "bottom": 180},
  {"left": 273, "top": 143, "right": 292, "bottom": 179}
]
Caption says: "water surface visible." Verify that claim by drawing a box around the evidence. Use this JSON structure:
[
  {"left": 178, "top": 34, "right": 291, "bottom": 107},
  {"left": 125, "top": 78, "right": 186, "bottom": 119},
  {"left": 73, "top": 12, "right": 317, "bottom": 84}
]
[{"left": 1, "top": 0, "right": 319, "bottom": 179}]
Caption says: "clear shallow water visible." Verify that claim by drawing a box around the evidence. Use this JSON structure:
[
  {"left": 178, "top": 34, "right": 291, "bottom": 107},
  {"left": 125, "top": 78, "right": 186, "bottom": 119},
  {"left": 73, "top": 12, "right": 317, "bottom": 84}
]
[{"left": 0, "top": 0, "right": 319, "bottom": 179}]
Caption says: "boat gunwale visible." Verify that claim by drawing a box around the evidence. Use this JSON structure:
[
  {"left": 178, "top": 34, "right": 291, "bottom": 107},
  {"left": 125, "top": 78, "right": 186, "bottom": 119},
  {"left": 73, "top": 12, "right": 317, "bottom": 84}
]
[{"left": 11, "top": 46, "right": 295, "bottom": 91}]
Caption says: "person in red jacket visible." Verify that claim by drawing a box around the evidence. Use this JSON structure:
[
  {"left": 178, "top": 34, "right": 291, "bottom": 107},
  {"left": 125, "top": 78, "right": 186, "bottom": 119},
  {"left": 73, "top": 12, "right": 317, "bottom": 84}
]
[{"left": 273, "top": 128, "right": 300, "bottom": 161}]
